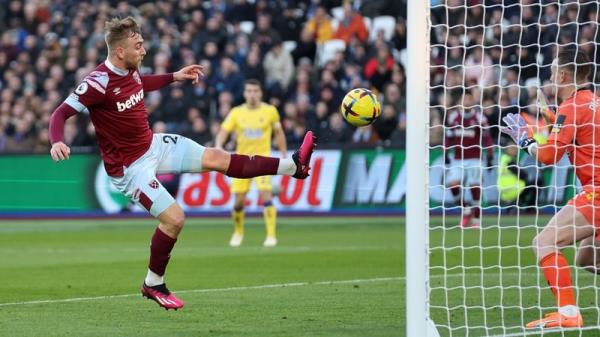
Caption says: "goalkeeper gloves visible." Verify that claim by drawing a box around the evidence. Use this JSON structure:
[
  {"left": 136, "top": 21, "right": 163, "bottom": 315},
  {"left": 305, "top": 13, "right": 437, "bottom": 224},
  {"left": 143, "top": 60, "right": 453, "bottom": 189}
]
[{"left": 501, "top": 113, "right": 536, "bottom": 152}]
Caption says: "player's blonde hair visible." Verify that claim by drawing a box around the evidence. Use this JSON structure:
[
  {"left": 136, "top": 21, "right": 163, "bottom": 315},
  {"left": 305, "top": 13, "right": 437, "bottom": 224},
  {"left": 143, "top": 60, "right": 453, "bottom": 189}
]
[{"left": 104, "top": 17, "right": 141, "bottom": 51}]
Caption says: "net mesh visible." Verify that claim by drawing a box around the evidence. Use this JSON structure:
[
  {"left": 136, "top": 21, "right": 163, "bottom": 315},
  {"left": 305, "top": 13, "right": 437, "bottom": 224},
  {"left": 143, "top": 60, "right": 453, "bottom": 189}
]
[{"left": 428, "top": 1, "right": 600, "bottom": 336}]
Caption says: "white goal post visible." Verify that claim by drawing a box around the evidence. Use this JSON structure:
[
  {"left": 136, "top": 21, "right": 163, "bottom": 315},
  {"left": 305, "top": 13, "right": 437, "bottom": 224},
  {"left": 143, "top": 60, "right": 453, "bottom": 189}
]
[{"left": 406, "top": 1, "right": 433, "bottom": 336}]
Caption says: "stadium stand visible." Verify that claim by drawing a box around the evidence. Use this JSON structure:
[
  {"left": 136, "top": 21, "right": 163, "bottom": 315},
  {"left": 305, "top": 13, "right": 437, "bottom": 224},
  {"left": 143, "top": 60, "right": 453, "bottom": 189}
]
[{"left": 0, "top": 0, "right": 406, "bottom": 154}]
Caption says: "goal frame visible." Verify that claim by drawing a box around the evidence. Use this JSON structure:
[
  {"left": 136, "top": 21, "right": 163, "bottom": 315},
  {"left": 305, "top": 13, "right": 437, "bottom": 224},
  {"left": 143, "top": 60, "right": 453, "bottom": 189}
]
[{"left": 405, "top": 1, "right": 433, "bottom": 336}]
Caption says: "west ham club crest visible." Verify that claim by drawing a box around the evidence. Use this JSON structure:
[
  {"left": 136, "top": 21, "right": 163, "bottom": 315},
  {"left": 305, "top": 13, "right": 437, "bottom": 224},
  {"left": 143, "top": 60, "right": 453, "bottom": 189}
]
[
  {"left": 133, "top": 71, "right": 142, "bottom": 84},
  {"left": 149, "top": 179, "right": 159, "bottom": 189}
]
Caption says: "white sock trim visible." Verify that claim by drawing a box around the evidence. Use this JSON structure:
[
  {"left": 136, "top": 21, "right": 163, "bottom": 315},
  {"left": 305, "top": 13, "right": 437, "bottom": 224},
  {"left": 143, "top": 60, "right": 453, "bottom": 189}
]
[
  {"left": 277, "top": 158, "right": 296, "bottom": 176},
  {"left": 145, "top": 269, "right": 164, "bottom": 287},
  {"left": 559, "top": 305, "right": 580, "bottom": 317}
]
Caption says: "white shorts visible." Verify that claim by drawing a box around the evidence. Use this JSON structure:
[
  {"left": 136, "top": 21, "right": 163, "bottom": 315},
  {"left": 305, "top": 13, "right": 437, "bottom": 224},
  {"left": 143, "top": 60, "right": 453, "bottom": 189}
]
[
  {"left": 110, "top": 133, "right": 206, "bottom": 217},
  {"left": 446, "top": 158, "right": 482, "bottom": 186}
]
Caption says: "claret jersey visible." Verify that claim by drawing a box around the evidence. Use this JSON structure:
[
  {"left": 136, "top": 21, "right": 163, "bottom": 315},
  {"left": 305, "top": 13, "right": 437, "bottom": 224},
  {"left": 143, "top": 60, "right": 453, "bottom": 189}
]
[{"left": 62, "top": 60, "right": 166, "bottom": 176}]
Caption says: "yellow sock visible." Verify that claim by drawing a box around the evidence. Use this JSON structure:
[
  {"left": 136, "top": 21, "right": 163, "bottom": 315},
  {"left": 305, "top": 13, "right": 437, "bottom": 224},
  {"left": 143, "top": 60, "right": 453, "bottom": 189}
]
[
  {"left": 232, "top": 209, "right": 245, "bottom": 235},
  {"left": 263, "top": 205, "right": 277, "bottom": 238}
]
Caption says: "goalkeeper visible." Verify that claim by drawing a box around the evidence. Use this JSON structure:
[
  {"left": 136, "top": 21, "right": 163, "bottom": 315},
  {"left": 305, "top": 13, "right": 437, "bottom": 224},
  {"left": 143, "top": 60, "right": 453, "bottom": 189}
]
[{"left": 502, "top": 48, "right": 599, "bottom": 329}]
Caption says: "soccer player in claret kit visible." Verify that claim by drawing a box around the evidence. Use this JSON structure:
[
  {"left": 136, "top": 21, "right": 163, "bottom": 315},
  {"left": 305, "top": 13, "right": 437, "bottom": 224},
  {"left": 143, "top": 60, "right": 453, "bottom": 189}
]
[
  {"left": 444, "top": 91, "right": 494, "bottom": 228},
  {"left": 48, "top": 17, "right": 316, "bottom": 310},
  {"left": 502, "top": 48, "right": 600, "bottom": 328}
]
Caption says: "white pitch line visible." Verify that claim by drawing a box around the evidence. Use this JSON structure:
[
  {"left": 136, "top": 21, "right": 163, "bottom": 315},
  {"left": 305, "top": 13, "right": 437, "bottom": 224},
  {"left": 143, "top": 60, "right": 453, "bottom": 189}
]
[
  {"left": 0, "top": 276, "right": 402, "bottom": 307},
  {"left": 0, "top": 272, "right": 552, "bottom": 308}
]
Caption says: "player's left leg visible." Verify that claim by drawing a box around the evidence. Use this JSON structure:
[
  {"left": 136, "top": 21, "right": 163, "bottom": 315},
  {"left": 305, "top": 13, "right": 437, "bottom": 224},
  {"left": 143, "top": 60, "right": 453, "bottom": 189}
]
[
  {"left": 257, "top": 177, "right": 276, "bottom": 247},
  {"left": 202, "top": 131, "right": 315, "bottom": 179},
  {"left": 526, "top": 204, "right": 595, "bottom": 329},
  {"left": 141, "top": 202, "right": 186, "bottom": 310}
]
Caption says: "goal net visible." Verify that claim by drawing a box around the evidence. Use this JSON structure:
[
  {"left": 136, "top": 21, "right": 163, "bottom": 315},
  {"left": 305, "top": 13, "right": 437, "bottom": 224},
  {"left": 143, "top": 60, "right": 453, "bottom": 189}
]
[{"left": 422, "top": 1, "right": 600, "bottom": 336}]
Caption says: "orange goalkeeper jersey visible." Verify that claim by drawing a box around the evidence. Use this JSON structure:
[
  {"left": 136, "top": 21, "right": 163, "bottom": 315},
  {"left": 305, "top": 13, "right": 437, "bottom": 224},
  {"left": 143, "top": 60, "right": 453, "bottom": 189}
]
[{"left": 543, "top": 89, "right": 600, "bottom": 187}]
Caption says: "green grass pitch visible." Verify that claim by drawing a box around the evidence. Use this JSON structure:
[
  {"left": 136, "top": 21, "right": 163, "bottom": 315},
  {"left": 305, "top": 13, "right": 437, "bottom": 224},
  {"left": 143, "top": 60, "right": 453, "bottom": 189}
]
[
  {"left": 0, "top": 217, "right": 401, "bottom": 337},
  {"left": 2, "top": 215, "right": 600, "bottom": 337}
]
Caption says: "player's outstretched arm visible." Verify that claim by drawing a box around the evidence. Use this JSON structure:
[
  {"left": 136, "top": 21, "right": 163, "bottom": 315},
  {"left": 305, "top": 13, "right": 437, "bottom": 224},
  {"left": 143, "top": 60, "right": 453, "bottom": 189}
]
[
  {"left": 173, "top": 64, "right": 204, "bottom": 85},
  {"left": 141, "top": 65, "right": 205, "bottom": 92},
  {"left": 48, "top": 102, "right": 77, "bottom": 162}
]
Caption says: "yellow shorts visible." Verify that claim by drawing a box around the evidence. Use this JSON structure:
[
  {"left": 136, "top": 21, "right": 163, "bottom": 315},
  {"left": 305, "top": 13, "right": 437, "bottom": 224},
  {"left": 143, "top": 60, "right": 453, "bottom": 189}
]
[{"left": 231, "top": 176, "right": 272, "bottom": 194}]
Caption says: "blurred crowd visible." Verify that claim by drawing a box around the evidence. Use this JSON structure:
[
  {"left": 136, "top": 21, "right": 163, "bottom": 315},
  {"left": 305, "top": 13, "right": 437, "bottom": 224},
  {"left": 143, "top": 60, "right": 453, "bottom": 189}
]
[
  {"left": 0, "top": 0, "right": 406, "bottom": 154},
  {"left": 429, "top": 0, "right": 600, "bottom": 147},
  {"left": 427, "top": 0, "right": 600, "bottom": 208}
]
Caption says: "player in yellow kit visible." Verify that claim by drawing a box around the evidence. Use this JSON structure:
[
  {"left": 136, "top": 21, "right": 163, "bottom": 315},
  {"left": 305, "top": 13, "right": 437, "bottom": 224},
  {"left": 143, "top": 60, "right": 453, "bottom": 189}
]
[{"left": 215, "top": 79, "right": 288, "bottom": 247}]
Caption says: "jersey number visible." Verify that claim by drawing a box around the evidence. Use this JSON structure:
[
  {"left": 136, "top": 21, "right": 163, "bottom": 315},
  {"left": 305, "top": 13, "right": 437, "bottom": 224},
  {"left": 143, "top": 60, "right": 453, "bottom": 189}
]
[{"left": 162, "top": 135, "right": 179, "bottom": 144}]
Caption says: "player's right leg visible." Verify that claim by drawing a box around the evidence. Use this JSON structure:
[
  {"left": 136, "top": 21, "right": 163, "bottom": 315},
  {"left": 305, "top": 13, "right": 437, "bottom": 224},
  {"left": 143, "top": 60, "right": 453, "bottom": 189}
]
[{"left": 526, "top": 204, "right": 595, "bottom": 329}]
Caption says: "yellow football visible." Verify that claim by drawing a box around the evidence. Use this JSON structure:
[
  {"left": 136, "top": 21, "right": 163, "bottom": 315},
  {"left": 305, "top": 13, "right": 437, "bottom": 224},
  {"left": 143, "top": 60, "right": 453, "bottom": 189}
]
[{"left": 340, "top": 88, "right": 381, "bottom": 127}]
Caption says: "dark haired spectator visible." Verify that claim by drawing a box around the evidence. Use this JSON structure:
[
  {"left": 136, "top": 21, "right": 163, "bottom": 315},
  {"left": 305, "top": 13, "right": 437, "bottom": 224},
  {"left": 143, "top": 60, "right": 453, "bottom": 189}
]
[
  {"left": 374, "top": 104, "right": 398, "bottom": 141},
  {"left": 185, "top": 117, "right": 212, "bottom": 146},
  {"left": 326, "top": 113, "right": 352, "bottom": 143},
  {"left": 250, "top": 13, "right": 281, "bottom": 53},
  {"left": 214, "top": 57, "right": 245, "bottom": 103},
  {"left": 225, "top": 0, "right": 256, "bottom": 23},
  {"left": 5, "top": 119, "right": 35, "bottom": 152},
  {"left": 307, "top": 101, "right": 333, "bottom": 139},
  {"left": 242, "top": 47, "right": 265, "bottom": 84},
  {"left": 292, "top": 29, "right": 317, "bottom": 64},
  {"left": 391, "top": 17, "right": 406, "bottom": 52}
]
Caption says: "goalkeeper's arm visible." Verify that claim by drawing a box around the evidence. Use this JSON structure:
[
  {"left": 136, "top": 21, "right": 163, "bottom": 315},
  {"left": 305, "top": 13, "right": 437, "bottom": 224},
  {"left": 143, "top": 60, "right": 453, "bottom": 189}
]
[
  {"left": 522, "top": 140, "right": 568, "bottom": 165},
  {"left": 503, "top": 111, "right": 571, "bottom": 165}
]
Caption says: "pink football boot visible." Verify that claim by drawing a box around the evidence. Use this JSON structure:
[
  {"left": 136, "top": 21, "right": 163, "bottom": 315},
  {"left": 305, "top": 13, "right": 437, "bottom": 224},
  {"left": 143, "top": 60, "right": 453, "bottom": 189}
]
[{"left": 141, "top": 283, "right": 184, "bottom": 310}]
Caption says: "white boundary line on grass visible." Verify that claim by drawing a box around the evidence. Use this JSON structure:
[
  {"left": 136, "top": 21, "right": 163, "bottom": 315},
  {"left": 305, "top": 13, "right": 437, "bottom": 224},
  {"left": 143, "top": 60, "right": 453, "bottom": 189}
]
[
  {"left": 0, "top": 272, "right": 553, "bottom": 308},
  {"left": 0, "top": 276, "right": 402, "bottom": 307}
]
